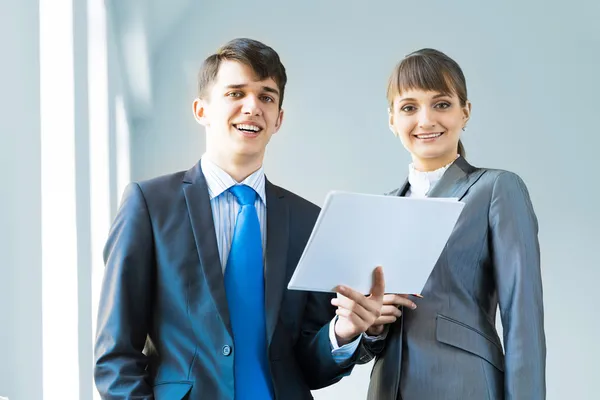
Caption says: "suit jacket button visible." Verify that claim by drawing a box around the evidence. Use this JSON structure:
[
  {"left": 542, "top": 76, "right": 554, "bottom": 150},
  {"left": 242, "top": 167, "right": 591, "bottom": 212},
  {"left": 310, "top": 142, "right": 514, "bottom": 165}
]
[{"left": 222, "top": 345, "right": 232, "bottom": 356}]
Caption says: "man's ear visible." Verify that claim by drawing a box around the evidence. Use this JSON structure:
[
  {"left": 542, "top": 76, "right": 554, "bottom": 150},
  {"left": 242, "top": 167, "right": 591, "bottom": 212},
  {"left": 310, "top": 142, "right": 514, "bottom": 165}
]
[
  {"left": 193, "top": 98, "right": 209, "bottom": 127},
  {"left": 272, "top": 108, "right": 284, "bottom": 134}
]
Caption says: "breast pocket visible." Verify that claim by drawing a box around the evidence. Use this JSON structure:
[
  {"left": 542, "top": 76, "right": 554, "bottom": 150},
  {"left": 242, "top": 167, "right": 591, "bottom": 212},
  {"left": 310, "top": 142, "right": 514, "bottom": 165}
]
[{"left": 435, "top": 314, "right": 504, "bottom": 372}]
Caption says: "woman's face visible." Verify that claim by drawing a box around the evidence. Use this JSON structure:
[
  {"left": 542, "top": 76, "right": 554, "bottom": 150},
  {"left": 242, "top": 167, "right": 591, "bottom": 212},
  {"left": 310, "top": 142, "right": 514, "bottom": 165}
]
[{"left": 389, "top": 89, "right": 470, "bottom": 171}]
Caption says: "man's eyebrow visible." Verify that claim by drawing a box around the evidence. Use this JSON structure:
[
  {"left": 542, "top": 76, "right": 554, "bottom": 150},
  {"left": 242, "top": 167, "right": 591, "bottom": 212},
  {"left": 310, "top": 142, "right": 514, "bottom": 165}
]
[
  {"left": 262, "top": 86, "right": 279, "bottom": 96},
  {"left": 225, "top": 83, "right": 280, "bottom": 96}
]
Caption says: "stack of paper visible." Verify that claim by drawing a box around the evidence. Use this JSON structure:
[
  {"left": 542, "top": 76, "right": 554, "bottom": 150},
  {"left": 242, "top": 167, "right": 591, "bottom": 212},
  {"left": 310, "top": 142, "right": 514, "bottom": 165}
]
[{"left": 288, "top": 191, "right": 465, "bottom": 294}]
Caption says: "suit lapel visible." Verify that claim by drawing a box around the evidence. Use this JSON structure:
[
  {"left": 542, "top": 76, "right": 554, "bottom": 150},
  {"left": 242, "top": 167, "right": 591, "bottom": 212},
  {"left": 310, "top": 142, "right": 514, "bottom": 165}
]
[
  {"left": 426, "top": 157, "right": 470, "bottom": 199},
  {"left": 388, "top": 180, "right": 410, "bottom": 197},
  {"left": 399, "top": 156, "right": 485, "bottom": 200},
  {"left": 264, "top": 180, "right": 289, "bottom": 345},
  {"left": 182, "top": 161, "right": 232, "bottom": 337},
  {"left": 389, "top": 157, "right": 485, "bottom": 200}
]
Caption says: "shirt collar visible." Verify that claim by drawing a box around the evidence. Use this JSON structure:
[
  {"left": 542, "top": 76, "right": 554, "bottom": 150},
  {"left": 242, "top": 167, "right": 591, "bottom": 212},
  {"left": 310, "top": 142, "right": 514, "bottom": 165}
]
[
  {"left": 408, "top": 155, "right": 459, "bottom": 197},
  {"left": 201, "top": 156, "right": 267, "bottom": 204}
]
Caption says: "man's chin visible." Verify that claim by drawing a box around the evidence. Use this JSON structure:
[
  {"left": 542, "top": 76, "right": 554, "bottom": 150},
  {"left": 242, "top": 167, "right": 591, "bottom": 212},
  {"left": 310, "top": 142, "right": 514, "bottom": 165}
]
[{"left": 231, "top": 145, "right": 266, "bottom": 160}]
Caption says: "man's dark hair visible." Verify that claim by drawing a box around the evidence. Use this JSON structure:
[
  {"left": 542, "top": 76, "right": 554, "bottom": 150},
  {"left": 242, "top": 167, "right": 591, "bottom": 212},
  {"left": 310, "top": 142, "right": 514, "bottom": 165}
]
[{"left": 197, "top": 38, "right": 287, "bottom": 108}]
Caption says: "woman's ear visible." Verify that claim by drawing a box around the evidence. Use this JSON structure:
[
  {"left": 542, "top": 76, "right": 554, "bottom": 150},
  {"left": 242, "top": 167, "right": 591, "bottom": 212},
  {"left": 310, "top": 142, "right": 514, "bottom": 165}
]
[
  {"left": 462, "top": 101, "right": 472, "bottom": 128},
  {"left": 388, "top": 108, "right": 397, "bottom": 136}
]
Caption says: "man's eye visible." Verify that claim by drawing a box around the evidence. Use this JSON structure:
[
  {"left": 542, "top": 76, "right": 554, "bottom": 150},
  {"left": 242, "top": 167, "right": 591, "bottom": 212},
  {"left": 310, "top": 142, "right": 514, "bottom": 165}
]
[
  {"left": 261, "top": 96, "right": 274, "bottom": 103},
  {"left": 227, "top": 92, "right": 242, "bottom": 98}
]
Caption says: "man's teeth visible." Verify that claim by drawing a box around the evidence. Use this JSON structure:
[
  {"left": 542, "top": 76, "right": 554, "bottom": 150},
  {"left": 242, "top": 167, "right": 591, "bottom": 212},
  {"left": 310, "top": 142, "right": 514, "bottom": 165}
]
[
  {"left": 236, "top": 124, "right": 260, "bottom": 132},
  {"left": 416, "top": 133, "right": 443, "bottom": 139}
]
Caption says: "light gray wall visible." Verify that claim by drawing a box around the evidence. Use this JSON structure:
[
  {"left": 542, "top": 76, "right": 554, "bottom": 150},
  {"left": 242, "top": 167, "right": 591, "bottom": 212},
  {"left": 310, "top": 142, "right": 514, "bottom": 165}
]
[
  {"left": 129, "top": 0, "right": 599, "bottom": 398},
  {"left": 0, "top": 0, "right": 134, "bottom": 398},
  {"left": 73, "top": 0, "right": 94, "bottom": 398},
  {"left": 0, "top": 1, "right": 43, "bottom": 399}
]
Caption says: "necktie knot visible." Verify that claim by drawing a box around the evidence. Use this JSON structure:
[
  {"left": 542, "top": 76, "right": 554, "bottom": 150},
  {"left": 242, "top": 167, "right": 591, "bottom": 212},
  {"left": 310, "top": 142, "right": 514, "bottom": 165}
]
[{"left": 229, "top": 184, "right": 257, "bottom": 206}]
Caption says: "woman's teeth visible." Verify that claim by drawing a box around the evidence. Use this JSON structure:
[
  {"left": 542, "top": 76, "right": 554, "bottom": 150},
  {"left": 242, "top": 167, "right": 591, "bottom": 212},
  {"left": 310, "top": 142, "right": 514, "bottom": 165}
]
[{"left": 416, "top": 132, "right": 443, "bottom": 139}]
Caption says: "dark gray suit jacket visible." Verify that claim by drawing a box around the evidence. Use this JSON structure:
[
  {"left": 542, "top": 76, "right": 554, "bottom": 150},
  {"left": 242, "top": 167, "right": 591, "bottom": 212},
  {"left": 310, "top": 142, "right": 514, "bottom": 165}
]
[
  {"left": 366, "top": 157, "right": 546, "bottom": 400},
  {"left": 94, "top": 160, "right": 357, "bottom": 399}
]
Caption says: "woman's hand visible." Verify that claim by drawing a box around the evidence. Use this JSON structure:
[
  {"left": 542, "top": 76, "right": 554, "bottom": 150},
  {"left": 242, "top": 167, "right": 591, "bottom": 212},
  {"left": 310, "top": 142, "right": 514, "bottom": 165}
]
[{"left": 366, "top": 294, "right": 417, "bottom": 336}]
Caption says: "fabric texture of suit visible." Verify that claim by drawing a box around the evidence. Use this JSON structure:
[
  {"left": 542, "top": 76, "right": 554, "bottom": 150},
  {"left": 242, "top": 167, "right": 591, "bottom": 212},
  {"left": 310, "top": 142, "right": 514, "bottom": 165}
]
[
  {"left": 94, "top": 160, "right": 360, "bottom": 400},
  {"left": 366, "top": 156, "right": 546, "bottom": 400}
]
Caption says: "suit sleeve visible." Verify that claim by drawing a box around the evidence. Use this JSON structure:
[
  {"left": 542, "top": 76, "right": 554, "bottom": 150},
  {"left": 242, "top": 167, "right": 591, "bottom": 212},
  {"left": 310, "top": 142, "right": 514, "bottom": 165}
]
[
  {"left": 489, "top": 172, "right": 546, "bottom": 399},
  {"left": 294, "top": 292, "right": 357, "bottom": 389},
  {"left": 94, "top": 183, "right": 154, "bottom": 399}
]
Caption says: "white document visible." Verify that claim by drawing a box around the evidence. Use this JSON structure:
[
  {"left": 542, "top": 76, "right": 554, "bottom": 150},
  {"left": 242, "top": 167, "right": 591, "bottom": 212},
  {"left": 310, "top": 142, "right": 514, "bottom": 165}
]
[{"left": 287, "top": 191, "right": 465, "bottom": 294}]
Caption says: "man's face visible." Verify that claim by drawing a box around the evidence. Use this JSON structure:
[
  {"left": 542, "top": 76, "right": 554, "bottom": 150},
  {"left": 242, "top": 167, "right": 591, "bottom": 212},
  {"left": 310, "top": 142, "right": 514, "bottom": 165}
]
[{"left": 194, "top": 60, "right": 284, "bottom": 167}]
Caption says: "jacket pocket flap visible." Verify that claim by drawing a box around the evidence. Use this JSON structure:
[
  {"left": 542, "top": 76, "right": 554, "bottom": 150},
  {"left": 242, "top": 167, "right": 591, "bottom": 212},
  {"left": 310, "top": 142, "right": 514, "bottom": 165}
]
[
  {"left": 436, "top": 314, "right": 504, "bottom": 372},
  {"left": 154, "top": 381, "right": 193, "bottom": 400}
]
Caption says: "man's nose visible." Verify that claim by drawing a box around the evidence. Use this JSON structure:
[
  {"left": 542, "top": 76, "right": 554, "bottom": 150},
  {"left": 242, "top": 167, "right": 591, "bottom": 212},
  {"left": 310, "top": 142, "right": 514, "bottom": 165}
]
[{"left": 241, "top": 95, "right": 262, "bottom": 116}]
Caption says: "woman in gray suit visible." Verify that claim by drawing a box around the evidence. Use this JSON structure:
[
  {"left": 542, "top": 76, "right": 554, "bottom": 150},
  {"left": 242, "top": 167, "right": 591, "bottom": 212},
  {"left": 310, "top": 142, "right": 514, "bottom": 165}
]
[{"left": 364, "top": 49, "right": 546, "bottom": 400}]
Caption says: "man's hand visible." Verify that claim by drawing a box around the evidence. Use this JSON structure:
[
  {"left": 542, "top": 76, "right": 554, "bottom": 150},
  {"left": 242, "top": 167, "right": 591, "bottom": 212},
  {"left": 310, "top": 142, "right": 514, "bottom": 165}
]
[
  {"left": 332, "top": 267, "right": 385, "bottom": 346},
  {"left": 365, "top": 294, "right": 417, "bottom": 336}
]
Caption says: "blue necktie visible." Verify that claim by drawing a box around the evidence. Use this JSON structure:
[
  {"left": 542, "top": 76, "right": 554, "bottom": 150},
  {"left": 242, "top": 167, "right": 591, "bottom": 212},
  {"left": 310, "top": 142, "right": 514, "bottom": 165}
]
[{"left": 224, "top": 184, "right": 273, "bottom": 400}]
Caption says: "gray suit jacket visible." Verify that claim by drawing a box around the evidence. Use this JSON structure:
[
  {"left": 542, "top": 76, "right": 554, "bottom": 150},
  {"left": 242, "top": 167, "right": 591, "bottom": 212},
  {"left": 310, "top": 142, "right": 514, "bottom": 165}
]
[{"left": 366, "top": 157, "right": 546, "bottom": 400}]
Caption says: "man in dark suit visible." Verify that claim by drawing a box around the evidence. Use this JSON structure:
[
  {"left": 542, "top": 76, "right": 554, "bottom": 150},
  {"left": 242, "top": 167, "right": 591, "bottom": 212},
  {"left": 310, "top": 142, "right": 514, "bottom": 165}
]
[{"left": 94, "top": 38, "right": 392, "bottom": 400}]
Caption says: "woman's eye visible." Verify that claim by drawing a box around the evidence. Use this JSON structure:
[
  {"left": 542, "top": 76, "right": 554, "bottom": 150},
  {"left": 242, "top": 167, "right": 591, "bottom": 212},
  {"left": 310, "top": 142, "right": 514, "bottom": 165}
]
[
  {"left": 401, "top": 105, "right": 416, "bottom": 112},
  {"left": 435, "top": 102, "right": 451, "bottom": 109}
]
